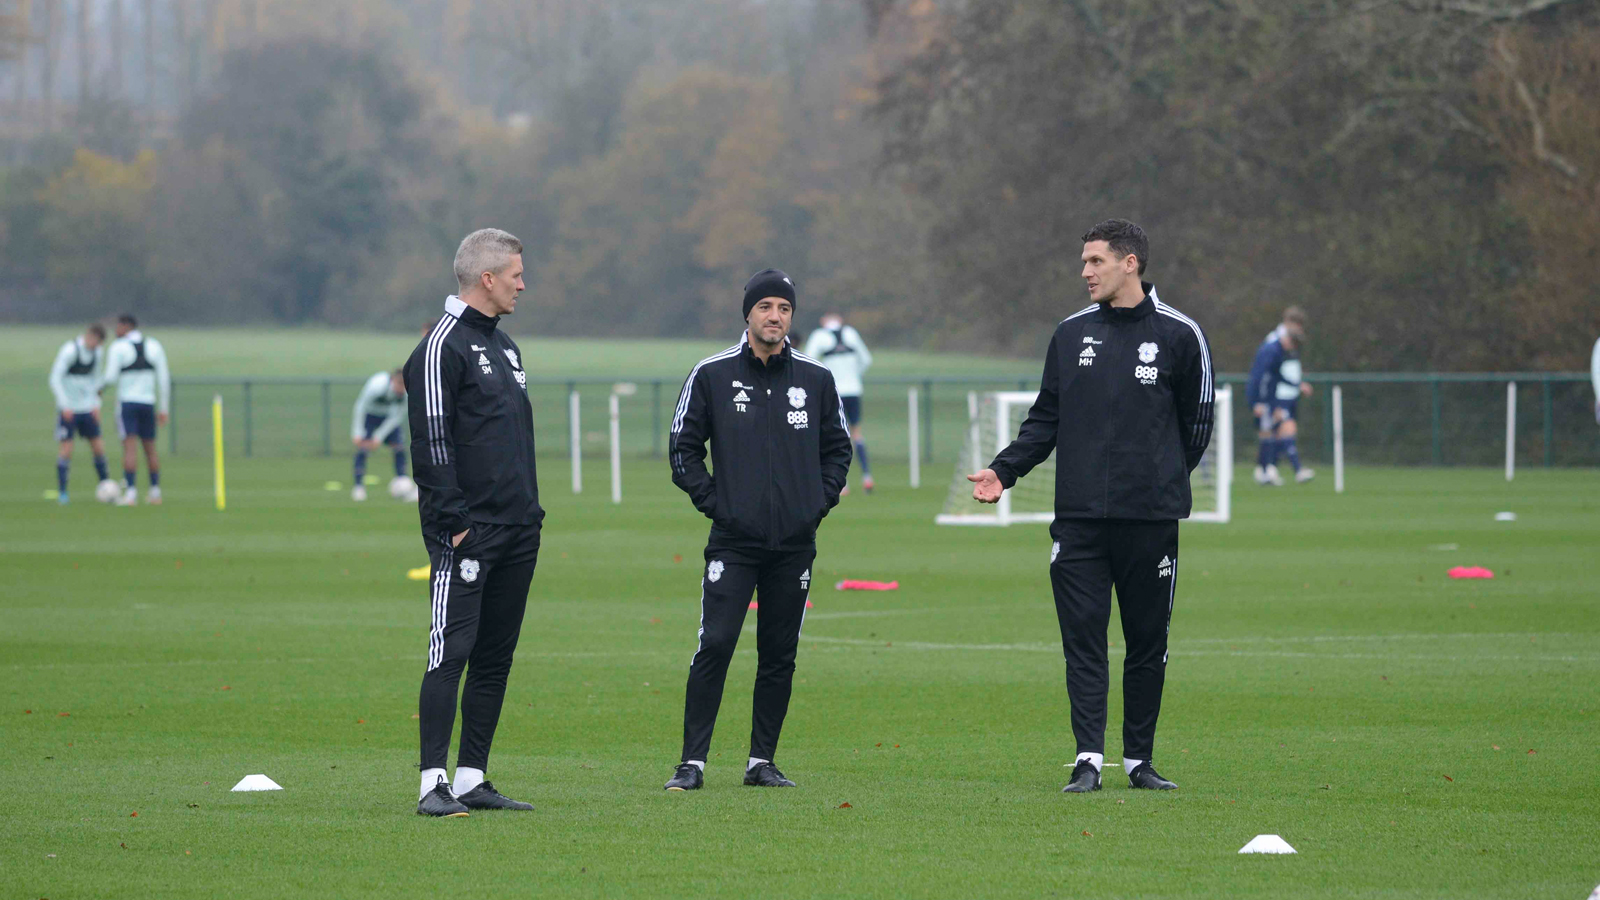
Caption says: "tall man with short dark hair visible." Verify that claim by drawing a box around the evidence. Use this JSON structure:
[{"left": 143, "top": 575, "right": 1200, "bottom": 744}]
[
  {"left": 102, "top": 314, "right": 170, "bottom": 506},
  {"left": 405, "top": 228, "right": 543, "bottom": 817},
  {"left": 968, "top": 219, "right": 1214, "bottom": 793},
  {"left": 663, "top": 268, "right": 852, "bottom": 791}
]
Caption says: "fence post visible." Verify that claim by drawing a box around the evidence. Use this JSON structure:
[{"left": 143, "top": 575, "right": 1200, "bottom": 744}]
[
  {"left": 652, "top": 380, "right": 663, "bottom": 458},
  {"left": 1505, "top": 380, "right": 1516, "bottom": 481},
  {"left": 243, "top": 380, "right": 253, "bottom": 458},
  {"left": 1332, "top": 385, "right": 1344, "bottom": 494},
  {"left": 321, "top": 381, "right": 332, "bottom": 456},
  {"left": 569, "top": 388, "right": 582, "bottom": 494},
  {"left": 922, "top": 379, "right": 933, "bottom": 463},
  {"left": 907, "top": 387, "right": 920, "bottom": 488},
  {"left": 1542, "top": 379, "right": 1553, "bottom": 468},
  {"left": 1323, "top": 385, "right": 1334, "bottom": 462},
  {"left": 1429, "top": 379, "right": 1442, "bottom": 466}
]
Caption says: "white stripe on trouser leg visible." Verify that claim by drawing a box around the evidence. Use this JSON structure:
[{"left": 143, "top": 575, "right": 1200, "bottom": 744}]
[
  {"left": 689, "top": 580, "right": 706, "bottom": 666},
  {"left": 428, "top": 542, "right": 454, "bottom": 672},
  {"left": 1163, "top": 559, "right": 1177, "bottom": 665}
]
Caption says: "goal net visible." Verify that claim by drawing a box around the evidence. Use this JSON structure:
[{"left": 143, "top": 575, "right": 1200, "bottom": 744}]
[{"left": 936, "top": 386, "right": 1233, "bottom": 525}]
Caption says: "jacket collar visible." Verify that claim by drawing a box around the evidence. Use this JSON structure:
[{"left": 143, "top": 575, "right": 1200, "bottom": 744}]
[
  {"left": 444, "top": 295, "right": 500, "bottom": 334},
  {"left": 1099, "top": 283, "right": 1157, "bottom": 321},
  {"left": 739, "top": 330, "right": 792, "bottom": 369}
]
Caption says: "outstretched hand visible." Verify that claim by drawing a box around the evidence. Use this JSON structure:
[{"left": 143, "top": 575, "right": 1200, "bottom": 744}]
[{"left": 967, "top": 468, "right": 1003, "bottom": 504}]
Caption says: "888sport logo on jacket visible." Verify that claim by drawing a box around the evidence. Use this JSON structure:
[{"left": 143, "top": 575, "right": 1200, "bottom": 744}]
[{"left": 786, "top": 386, "right": 809, "bottom": 429}]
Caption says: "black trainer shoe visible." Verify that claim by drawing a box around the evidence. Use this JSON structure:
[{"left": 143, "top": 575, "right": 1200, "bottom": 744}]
[
  {"left": 1062, "top": 759, "right": 1102, "bottom": 793},
  {"left": 416, "top": 783, "right": 470, "bottom": 817},
  {"left": 664, "top": 763, "right": 703, "bottom": 791},
  {"left": 457, "top": 781, "right": 533, "bottom": 811},
  {"left": 743, "top": 762, "right": 796, "bottom": 787},
  {"left": 1128, "top": 762, "right": 1178, "bottom": 790}
]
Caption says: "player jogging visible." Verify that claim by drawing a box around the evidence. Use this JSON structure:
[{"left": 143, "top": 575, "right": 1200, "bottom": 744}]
[
  {"left": 102, "top": 314, "right": 171, "bottom": 506},
  {"left": 405, "top": 229, "right": 543, "bottom": 817},
  {"left": 662, "top": 268, "right": 852, "bottom": 792},
  {"left": 350, "top": 369, "right": 409, "bottom": 502},
  {"left": 48, "top": 323, "right": 115, "bottom": 504},
  {"left": 804, "top": 313, "right": 874, "bottom": 493},
  {"left": 967, "top": 219, "right": 1213, "bottom": 794},
  {"left": 1247, "top": 308, "right": 1314, "bottom": 486}
]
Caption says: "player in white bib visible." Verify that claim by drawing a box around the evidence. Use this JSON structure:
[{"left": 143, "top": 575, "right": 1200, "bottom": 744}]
[
  {"left": 48, "top": 323, "right": 117, "bottom": 504},
  {"left": 102, "top": 314, "right": 172, "bottom": 505},
  {"left": 350, "top": 369, "right": 411, "bottom": 501},
  {"left": 804, "top": 313, "right": 874, "bottom": 492}
]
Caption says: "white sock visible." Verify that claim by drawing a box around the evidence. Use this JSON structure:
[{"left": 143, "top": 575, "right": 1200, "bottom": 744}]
[
  {"left": 1075, "top": 752, "right": 1104, "bottom": 772},
  {"left": 1124, "top": 757, "right": 1146, "bottom": 774},
  {"left": 747, "top": 757, "right": 770, "bottom": 772},
  {"left": 685, "top": 760, "right": 705, "bottom": 771},
  {"left": 453, "top": 766, "right": 484, "bottom": 796},
  {"left": 420, "top": 768, "right": 447, "bottom": 801}
]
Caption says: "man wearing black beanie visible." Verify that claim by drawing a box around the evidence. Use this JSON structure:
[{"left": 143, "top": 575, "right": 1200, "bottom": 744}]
[{"left": 662, "top": 268, "right": 853, "bottom": 791}]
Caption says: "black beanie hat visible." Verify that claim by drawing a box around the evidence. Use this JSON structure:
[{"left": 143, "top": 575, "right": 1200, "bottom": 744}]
[{"left": 742, "top": 268, "right": 797, "bottom": 320}]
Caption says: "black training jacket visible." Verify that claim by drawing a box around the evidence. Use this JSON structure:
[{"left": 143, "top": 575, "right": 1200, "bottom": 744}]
[
  {"left": 990, "top": 285, "right": 1215, "bottom": 521},
  {"left": 405, "top": 296, "right": 543, "bottom": 543},
  {"left": 670, "top": 333, "right": 853, "bottom": 549}
]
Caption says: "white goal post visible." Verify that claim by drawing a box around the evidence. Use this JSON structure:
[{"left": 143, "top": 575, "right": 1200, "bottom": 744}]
[{"left": 936, "top": 386, "right": 1233, "bottom": 525}]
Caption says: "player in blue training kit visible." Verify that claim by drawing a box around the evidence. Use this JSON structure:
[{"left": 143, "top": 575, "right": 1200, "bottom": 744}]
[{"left": 1247, "top": 307, "right": 1313, "bottom": 486}]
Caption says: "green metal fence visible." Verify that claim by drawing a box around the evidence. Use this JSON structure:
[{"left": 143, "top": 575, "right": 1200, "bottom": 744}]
[{"left": 166, "top": 372, "right": 1598, "bottom": 468}]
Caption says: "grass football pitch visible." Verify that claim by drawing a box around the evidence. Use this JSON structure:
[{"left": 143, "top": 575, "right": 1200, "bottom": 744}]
[{"left": 4, "top": 327, "right": 1599, "bottom": 898}]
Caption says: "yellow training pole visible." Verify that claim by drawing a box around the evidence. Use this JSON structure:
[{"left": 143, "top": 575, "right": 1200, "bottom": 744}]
[{"left": 213, "top": 394, "right": 226, "bottom": 511}]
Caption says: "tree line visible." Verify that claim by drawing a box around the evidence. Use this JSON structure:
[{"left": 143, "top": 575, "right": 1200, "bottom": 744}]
[{"left": 1, "top": 0, "right": 1595, "bottom": 373}]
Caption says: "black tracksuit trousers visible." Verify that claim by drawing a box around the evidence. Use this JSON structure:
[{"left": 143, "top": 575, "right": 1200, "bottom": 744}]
[
  {"left": 418, "top": 521, "right": 541, "bottom": 771},
  {"left": 681, "top": 543, "right": 816, "bottom": 764},
  {"left": 1049, "top": 518, "right": 1179, "bottom": 761}
]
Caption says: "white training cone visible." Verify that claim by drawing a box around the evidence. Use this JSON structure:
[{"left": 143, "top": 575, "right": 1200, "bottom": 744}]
[
  {"left": 1494, "top": 511, "right": 1517, "bottom": 522},
  {"left": 230, "top": 774, "right": 283, "bottom": 792},
  {"left": 1238, "top": 834, "right": 1296, "bottom": 854}
]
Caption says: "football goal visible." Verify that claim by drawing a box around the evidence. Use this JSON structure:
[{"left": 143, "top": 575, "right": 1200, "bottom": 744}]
[{"left": 936, "top": 386, "right": 1233, "bottom": 525}]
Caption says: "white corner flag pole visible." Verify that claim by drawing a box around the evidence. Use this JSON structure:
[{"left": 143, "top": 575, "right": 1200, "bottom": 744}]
[
  {"left": 570, "top": 390, "right": 582, "bottom": 494},
  {"left": 1505, "top": 380, "right": 1516, "bottom": 482},
  {"left": 609, "top": 392, "right": 622, "bottom": 504},
  {"left": 907, "top": 387, "right": 920, "bottom": 489},
  {"left": 1332, "top": 385, "right": 1344, "bottom": 494},
  {"left": 212, "top": 394, "right": 226, "bottom": 511}
]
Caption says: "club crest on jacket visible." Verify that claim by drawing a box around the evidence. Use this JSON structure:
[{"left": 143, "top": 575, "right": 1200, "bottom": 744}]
[
  {"left": 460, "top": 558, "right": 480, "bottom": 583},
  {"left": 787, "top": 386, "right": 807, "bottom": 409},
  {"left": 707, "top": 560, "right": 725, "bottom": 583}
]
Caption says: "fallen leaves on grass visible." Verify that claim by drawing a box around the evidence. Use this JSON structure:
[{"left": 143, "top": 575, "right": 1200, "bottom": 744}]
[
  {"left": 837, "top": 802, "right": 852, "bottom": 809},
  {"left": 58, "top": 712, "right": 69, "bottom": 717},
  {"left": 673, "top": 554, "right": 682, "bottom": 563},
  {"left": 1081, "top": 830, "right": 1092, "bottom": 837},
  {"left": 120, "top": 843, "right": 127, "bottom": 849},
  {"left": 220, "top": 686, "right": 230, "bottom": 691},
  {"left": 411, "top": 713, "right": 419, "bottom": 719},
  {"left": 356, "top": 719, "right": 365, "bottom": 724},
  {"left": 1492, "top": 745, "right": 1501, "bottom": 750},
  {"left": 130, "top": 812, "right": 137, "bottom": 817},
  {"left": 650, "top": 617, "right": 662, "bottom": 624},
  {"left": 1527, "top": 749, "right": 1537, "bottom": 754},
  {"left": 1442, "top": 775, "right": 1453, "bottom": 782},
  {"left": 1116, "top": 799, "right": 1125, "bottom": 805},
  {"left": 24, "top": 710, "right": 31, "bottom": 714},
  {"left": 187, "top": 803, "right": 199, "bottom": 808}
]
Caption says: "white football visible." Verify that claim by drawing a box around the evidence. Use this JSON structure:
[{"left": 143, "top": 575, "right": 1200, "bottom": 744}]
[
  {"left": 95, "top": 479, "right": 123, "bottom": 503},
  {"left": 388, "top": 476, "right": 418, "bottom": 502}
]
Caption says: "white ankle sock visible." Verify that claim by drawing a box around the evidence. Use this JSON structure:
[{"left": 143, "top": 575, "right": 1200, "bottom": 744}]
[
  {"left": 420, "top": 768, "right": 447, "bottom": 800},
  {"left": 747, "top": 757, "right": 770, "bottom": 772},
  {"left": 453, "top": 766, "right": 484, "bottom": 796},
  {"left": 1124, "top": 757, "right": 1146, "bottom": 774},
  {"left": 1075, "top": 752, "right": 1104, "bottom": 772},
  {"left": 685, "top": 760, "right": 705, "bottom": 771}
]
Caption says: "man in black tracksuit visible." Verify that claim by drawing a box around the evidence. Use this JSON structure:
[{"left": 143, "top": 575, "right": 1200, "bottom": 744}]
[
  {"left": 969, "top": 220, "right": 1214, "bottom": 793},
  {"left": 404, "top": 228, "right": 543, "bottom": 817},
  {"left": 662, "top": 268, "right": 852, "bottom": 791}
]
